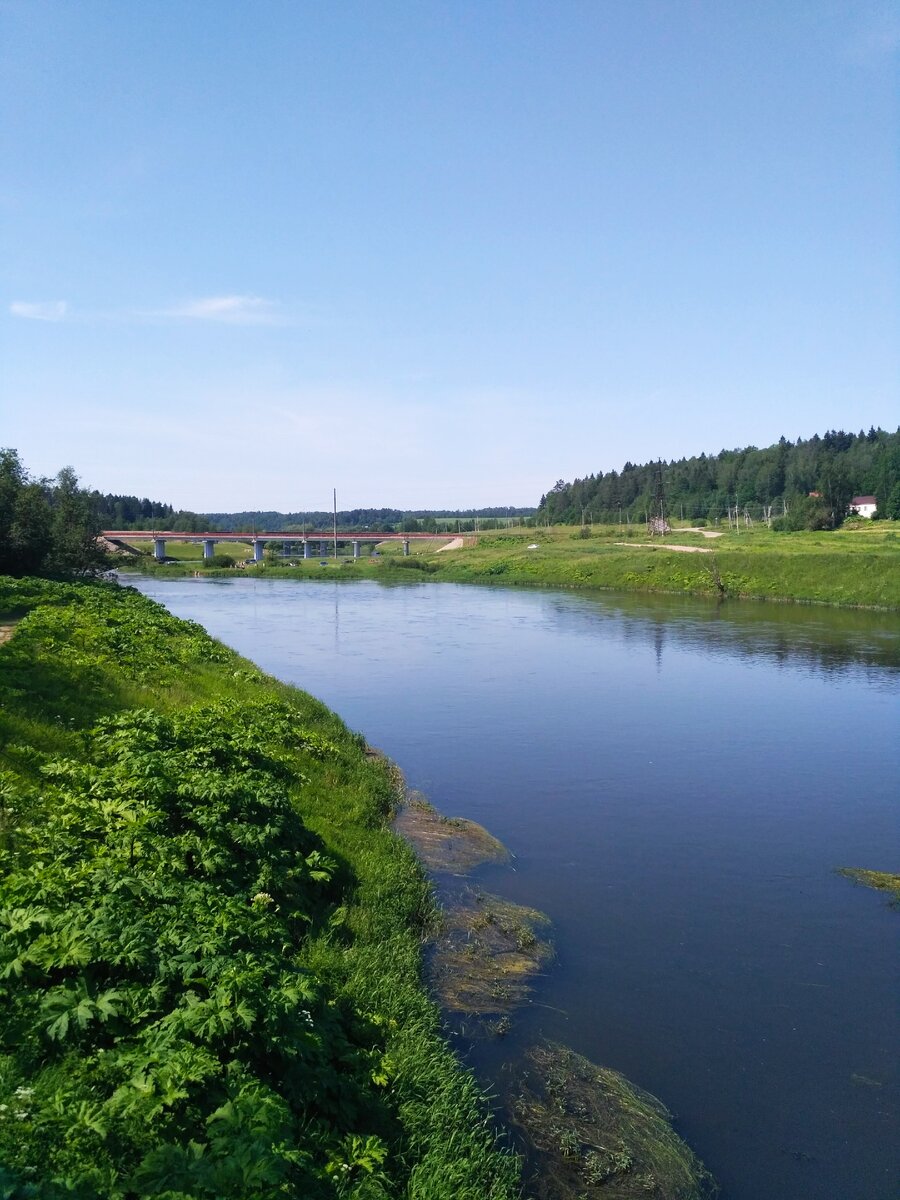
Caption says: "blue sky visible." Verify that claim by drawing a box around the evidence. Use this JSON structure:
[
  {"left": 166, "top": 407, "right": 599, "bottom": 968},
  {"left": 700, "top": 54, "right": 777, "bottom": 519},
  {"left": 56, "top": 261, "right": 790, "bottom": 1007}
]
[{"left": 2, "top": 1, "right": 897, "bottom": 511}]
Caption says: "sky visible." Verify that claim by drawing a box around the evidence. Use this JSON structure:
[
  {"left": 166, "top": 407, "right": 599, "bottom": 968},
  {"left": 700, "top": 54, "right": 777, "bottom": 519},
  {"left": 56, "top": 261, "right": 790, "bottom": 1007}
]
[{"left": 1, "top": 1, "right": 898, "bottom": 511}]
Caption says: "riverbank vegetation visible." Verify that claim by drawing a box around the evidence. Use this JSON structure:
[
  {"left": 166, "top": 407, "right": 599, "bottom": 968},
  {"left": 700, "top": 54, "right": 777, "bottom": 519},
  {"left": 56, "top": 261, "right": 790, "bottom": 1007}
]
[
  {"left": 426, "top": 523, "right": 900, "bottom": 608},
  {"left": 0, "top": 575, "right": 519, "bottom": 1198}
]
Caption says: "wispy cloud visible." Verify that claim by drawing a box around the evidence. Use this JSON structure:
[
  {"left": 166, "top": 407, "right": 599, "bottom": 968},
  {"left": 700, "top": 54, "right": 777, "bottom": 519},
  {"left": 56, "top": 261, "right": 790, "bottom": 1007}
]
[
  {"left": 155, "top": 295, "right": 283, "bottom": 325},
  {"left": 9, "top": 294, "right": 301, "bottom": 327},
  {"left": 10, "top": 300, "right": 68, "bottom": 321}
]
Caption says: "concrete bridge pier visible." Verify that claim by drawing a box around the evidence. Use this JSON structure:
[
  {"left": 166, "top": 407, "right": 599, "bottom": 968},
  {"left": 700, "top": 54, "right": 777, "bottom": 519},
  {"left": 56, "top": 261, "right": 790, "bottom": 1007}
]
[
  {"left": 153, "top": 538, "right": 166, "bottom": 561},
  {"left": 352, "top": 541, "right": 360, "bottom": 559},
  {"left": 403, "top": 539, "right": 410, "bottom": 556},
  {"left": 303, "top": 540, "right": 310, "bottom": 559},
  {"left": 252, "top": 539, "right": 264, "bottom": 563},
  {"left": 203, "top": 539, "right": 216, "bottom": 560}
]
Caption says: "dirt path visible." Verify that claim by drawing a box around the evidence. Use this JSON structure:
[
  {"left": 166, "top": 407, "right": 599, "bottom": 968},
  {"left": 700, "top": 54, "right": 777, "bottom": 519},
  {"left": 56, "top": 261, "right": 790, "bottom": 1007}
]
[
  {"left": 614, "top": 542, "right": 713, "bottom": 553},
  {"left": 435, "top": 536, "right": 464, "bottom": 552},
  {"left": 680, "top": 526, "right": 723, "bottom": 538},
  {"left": 0, "top": 621, "right": 19, "bottom": 645}
]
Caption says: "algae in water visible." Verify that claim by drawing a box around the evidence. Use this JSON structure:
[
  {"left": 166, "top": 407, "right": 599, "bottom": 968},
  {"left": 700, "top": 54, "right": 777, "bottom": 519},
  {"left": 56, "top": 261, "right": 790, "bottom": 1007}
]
[
  {"left": 837, "top": 867, "right": 900, "bottom": 907},
  {"left": 394, "top": 792, "right": 510, "bottom": 873},
  {"left": 508, "top": 1042, "right": 716, "bottom": 1200},
  {"left": 428, "top": 887, "right": 553, "bottom": 1014}
]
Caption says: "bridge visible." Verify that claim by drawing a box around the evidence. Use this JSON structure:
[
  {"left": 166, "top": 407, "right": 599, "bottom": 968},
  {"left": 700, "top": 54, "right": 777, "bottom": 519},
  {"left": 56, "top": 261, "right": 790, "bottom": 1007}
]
[{"left": 102, "top": 530, "right": 448, "bottom": 562}]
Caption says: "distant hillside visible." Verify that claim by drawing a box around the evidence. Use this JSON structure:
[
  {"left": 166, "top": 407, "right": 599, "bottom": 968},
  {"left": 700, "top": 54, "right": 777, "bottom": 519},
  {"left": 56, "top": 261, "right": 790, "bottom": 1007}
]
[
  {"left": 540, "top": 427, "right": 900, "bottom": 528},
  {"left": 202, "top": 507, "right": 536, "bottom": 533},
  {"left": 96, "top": 497, "right": 535, "bottom": 534}
]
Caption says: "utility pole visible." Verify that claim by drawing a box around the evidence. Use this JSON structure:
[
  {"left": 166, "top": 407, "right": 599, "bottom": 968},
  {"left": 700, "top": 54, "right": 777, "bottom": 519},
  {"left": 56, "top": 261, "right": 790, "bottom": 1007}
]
[
  {"left": 333, "top": 489, "right": 338, "bottom": 559},
  {"left": 647, "top": 461, "right": 670, "bottom": 536}
]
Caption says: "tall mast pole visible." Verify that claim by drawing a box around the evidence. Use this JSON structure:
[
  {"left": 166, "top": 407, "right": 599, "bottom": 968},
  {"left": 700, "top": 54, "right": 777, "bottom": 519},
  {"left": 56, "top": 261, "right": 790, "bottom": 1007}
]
[{"left": 333, "top": 489, "right": 338, "bottom": 559}]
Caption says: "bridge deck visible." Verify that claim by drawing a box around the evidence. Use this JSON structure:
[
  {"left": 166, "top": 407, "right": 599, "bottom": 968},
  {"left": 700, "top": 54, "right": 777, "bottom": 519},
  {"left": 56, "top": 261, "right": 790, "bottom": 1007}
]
[{"left": 103, "top": 530, "right": 451, "bottom": 541}]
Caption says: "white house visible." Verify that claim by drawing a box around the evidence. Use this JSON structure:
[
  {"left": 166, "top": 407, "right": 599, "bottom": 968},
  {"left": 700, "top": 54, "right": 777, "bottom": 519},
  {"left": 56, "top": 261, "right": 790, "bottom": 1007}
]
[{"left": 849, "top": 495, "right": 877, "bottom": 518}]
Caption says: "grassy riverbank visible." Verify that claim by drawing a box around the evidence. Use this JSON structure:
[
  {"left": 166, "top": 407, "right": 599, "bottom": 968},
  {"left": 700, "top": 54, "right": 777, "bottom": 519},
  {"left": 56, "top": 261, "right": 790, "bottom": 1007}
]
[
  {"left": 0, "top": 576, "right": 519, "bottom": 1199},
  {"left": 428, "top": 522, "right": 900, "bottom": 609},
  {"left": 120, "top": 521, "right": 900, "bottom": 610}
]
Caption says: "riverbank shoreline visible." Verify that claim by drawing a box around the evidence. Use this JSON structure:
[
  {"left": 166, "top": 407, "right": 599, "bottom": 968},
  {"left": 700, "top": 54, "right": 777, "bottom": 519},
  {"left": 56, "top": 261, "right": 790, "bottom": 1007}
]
[{"left": 114, "top": 521, "right": 900, "bottom": 612}]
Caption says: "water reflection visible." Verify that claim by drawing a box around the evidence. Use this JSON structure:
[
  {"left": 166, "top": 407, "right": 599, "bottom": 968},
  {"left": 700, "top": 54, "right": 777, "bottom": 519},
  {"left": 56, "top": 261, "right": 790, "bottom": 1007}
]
[{"left": 540, "top": 590, "right": 900, "bottom": 681}]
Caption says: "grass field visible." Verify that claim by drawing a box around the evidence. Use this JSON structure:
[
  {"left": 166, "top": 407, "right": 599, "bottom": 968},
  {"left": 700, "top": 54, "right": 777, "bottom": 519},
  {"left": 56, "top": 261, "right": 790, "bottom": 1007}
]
[
  {"left": 408, "top": 521, "right": 900, "bottom": 609},
  {"left": 121, "top": 538, "right": 253, "bottom": 561}
]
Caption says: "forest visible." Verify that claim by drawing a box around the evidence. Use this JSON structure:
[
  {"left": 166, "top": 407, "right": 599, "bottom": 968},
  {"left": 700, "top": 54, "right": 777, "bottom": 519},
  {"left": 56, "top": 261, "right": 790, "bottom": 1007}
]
[
  {"left": 0, "top": 449, "right": 107, "bottom": 577},
  {"left": 93, "top": 494, "right": 208, "bottom": 532},
  {"left": 89, "top": 502, "right": 536, "bottom": 535},
  {"left": 539, "top": 428, "right": 900, "bottom": 529},
  {"left": 202, "top": 508, "right": 536, "bottom": 533}
]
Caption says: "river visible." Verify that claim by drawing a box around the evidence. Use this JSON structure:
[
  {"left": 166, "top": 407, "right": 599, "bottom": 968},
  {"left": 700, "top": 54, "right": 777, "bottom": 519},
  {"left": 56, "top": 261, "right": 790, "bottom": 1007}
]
[{"left": 126, "top": 575, "right": 899, "bottom": 1200}]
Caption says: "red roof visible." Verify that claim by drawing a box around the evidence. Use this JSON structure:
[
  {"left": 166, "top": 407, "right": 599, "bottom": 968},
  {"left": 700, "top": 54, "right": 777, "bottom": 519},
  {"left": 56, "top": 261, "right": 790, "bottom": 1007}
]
[{"left": 850, "top": 496, "right": 877, "bottom": 505}]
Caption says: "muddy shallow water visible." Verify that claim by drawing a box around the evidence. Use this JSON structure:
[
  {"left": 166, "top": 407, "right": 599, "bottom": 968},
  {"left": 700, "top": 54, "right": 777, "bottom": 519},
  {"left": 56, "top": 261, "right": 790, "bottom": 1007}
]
[{"left": 126, "top": 576, "right": 900, "bottom": 1200}]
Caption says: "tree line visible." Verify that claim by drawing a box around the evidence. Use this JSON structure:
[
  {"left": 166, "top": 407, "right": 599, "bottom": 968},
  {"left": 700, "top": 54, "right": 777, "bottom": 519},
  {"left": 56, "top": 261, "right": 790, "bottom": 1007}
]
[
  {"left": 0, "top": 449, "right": 107, "bottom": 576},
  {"left": 71, "top": 503, "right": 538, "bottom": 535},
  {"left": 93, "top": 492, "right": 207, "bottom": 532},
  {"left": 539, "top": 427, "right": 900, "bottom": 529},
  {"left": 204, "top": 507, "right": 536, "bottom": 533}
]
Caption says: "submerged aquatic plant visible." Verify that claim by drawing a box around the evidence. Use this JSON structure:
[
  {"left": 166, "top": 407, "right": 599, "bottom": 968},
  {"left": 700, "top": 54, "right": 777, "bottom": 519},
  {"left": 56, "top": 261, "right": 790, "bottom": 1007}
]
[
  {"left": 428, "top": 888, "right": 553, "bottom": 1016},
  {"left": 507, "top": 1043, "right": 716, "bottom": 1200},
  {"left": 393, "top": 795, "right": 509, "bottom": 874},
  {"left": 837, "top": 867, "right": 900, "bottom": 907}
]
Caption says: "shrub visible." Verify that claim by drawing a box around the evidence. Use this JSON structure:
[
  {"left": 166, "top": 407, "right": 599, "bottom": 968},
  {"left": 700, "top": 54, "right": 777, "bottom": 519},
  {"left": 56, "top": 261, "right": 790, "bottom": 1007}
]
[
  {"left": 392, "top": 558, "right": 437, "bottom": 573},
  {"left": 772, "top": 496, "right": 831, "bottom": 532}
]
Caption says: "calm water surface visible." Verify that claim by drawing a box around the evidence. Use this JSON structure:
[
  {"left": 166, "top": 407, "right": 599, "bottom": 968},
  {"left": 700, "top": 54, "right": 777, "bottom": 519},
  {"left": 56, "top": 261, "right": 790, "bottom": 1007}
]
[{"left": 128, "top": 576, "right": 899, "bottom": 1200}]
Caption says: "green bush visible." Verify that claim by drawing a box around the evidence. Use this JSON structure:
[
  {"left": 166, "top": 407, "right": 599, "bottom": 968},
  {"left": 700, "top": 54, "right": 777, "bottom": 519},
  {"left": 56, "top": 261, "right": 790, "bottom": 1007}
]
[
  {"left": 391, "top": 558, "right": 437, "bottom": 573},
  {"left": 772, "top": 495, "right": 832, "bottom": 532}
]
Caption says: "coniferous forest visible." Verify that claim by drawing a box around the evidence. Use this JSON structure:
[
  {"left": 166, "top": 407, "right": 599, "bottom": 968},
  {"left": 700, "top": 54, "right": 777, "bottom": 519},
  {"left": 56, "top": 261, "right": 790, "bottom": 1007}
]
[{"left": 539, "top": 428, "right": 900, "bottom": 529}]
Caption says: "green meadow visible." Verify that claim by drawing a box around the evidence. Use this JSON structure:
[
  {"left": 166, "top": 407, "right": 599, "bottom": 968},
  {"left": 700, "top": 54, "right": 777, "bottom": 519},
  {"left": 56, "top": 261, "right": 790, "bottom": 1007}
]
[
  {"left": 121, "top": 539, "right": 253, "bottom": 561},
  {"left": 424, "top": 521, "right": 900, "bottom": 609}
]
